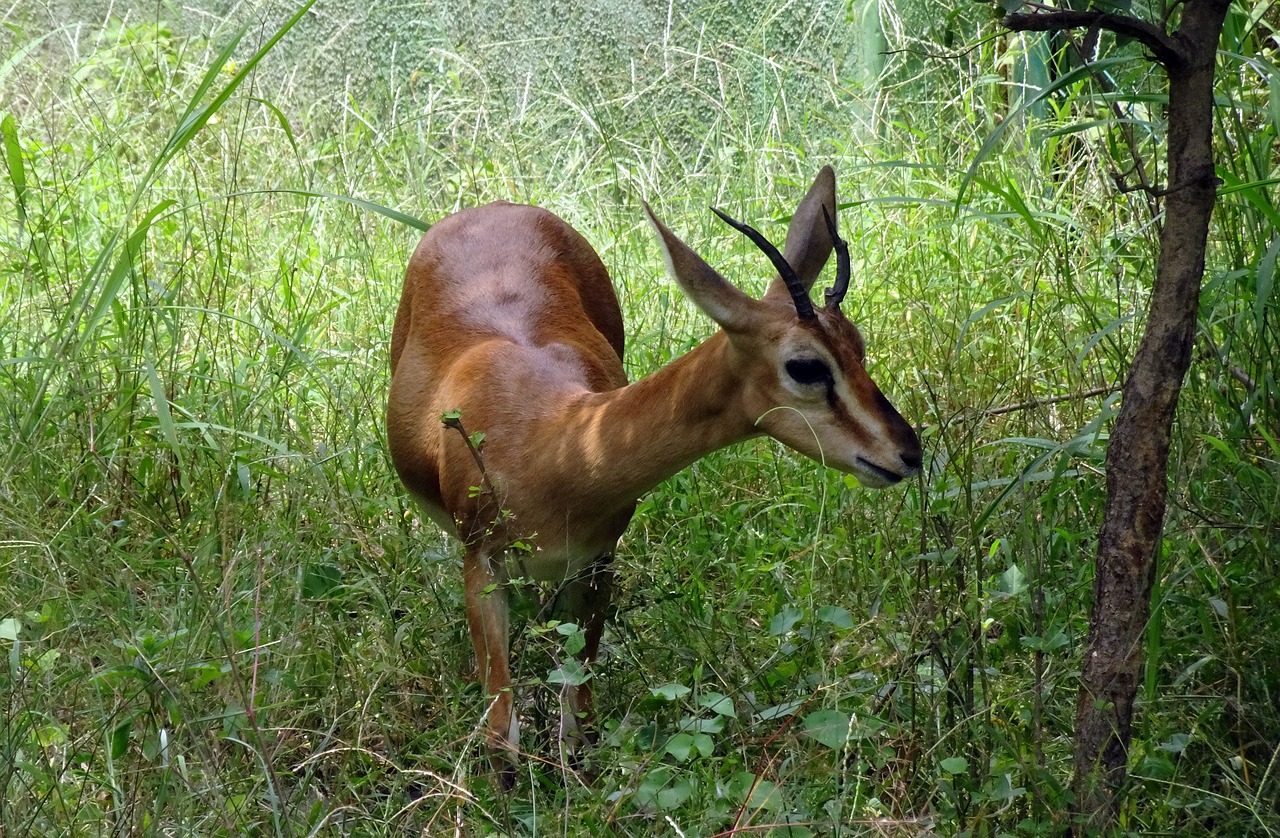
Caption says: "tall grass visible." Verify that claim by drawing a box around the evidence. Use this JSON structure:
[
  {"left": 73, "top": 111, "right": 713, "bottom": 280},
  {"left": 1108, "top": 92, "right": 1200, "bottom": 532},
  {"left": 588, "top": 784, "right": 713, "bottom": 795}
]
[{"left": 0, "top": 2, "right": 1276, "bottom": 835}]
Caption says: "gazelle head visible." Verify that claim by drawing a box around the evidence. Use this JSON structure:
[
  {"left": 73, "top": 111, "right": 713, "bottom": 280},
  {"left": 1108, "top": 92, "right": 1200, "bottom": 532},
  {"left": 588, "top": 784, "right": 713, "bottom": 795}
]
[{"left": 644, "top": 166, "right": 922, "bottom": 488}]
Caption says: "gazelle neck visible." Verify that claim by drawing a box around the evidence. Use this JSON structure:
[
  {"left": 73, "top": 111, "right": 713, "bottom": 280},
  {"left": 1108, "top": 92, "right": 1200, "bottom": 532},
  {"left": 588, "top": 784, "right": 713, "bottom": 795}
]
[{"left": 562, "top": 332, "right": 757, "bottom": 509}]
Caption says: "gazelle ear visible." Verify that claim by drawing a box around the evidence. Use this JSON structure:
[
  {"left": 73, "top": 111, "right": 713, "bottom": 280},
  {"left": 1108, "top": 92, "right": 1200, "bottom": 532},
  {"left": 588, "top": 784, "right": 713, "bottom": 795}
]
[
  {"left": 764, "top": 165, "right": 837, "bottom": 301},
  {"left": 644, "top": 202, "right": 759, "bottom": 333}
]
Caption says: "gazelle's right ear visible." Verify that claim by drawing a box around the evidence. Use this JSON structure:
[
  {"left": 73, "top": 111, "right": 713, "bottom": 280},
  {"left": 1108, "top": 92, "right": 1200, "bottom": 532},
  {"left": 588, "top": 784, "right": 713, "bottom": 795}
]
[{"left": 644, "top": 202, "right": 759, "bottom": 333}]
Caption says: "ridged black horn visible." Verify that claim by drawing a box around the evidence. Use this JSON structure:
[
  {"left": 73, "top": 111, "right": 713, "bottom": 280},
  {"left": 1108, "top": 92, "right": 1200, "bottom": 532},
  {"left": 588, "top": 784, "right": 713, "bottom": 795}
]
[
  {"left": 821, "top": 206, "right": 850, "bottom": 310},
  {"left": 710, "top": 207, "right": 815, "bottom": 320}
]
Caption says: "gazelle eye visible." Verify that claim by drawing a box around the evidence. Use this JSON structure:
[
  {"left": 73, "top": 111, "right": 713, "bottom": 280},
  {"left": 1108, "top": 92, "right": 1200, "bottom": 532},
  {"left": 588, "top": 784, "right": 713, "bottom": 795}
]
[{"left": 785, "top": 358, "right": 831, "bottom": 386}]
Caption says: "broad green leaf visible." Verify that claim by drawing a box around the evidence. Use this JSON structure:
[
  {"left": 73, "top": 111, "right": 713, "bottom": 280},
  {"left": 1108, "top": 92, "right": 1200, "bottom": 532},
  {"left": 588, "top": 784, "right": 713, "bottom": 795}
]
[
  {"left": 728, "top": 772, "right": 784, "bottom": 811},
  {"left": 816, "top": 604, "right": 854, "bottom": 629},
  {"left": 698, "top": 691, "right": 735, "bottom": 717},
  {"left": 941, "top": 756, "right": 969, "bottom": 774},
  {"left": 999, "top": 564, "right": 1027, "bottom": 597},
  {"left": 555, "top": 622, "right": 586, "bottom": 655},
  {"left": 650, "top": 683, "right": 691, "bottom": 701},
  {"left": 547, "top": 660, "right": 591, "bottom": 686},
  {"left": 110, "top": 719, "right": 132, "bottom": 760},
  {"left": 803, "top": 709, "right": 852, "bottom": 749},
  {"left": 665, "top": 732, "right": 695, "bottom": 761},
  {"left": 635, "top": 766, "right": 692, "bottom": 811},
  {"left": 769, "top": 605, "right": 803, "bottom": 636},
  {"left": 302, "top": 562, "right": 343, "bottom": 600}
]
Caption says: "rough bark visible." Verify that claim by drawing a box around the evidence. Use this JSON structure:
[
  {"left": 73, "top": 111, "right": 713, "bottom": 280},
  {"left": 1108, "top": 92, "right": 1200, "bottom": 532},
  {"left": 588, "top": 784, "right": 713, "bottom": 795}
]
[{"left": 1003, "top": 1, "right": 1232, "bottom": 831}]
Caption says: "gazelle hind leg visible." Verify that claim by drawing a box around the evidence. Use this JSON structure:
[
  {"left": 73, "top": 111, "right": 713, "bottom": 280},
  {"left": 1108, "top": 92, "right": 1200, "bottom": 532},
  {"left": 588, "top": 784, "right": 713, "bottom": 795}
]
[
  {"left": 462, "top": 549, "right": 519, "bottom": 769},
  {"left": 554, "top": 556, "right": 615, "bottom": 761}
]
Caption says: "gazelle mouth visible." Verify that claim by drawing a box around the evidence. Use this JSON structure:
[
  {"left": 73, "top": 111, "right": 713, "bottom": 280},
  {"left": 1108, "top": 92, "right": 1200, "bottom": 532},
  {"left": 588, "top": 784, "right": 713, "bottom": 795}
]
[{"left": 856, "top": 457, "right": 905, "bottom": 486}]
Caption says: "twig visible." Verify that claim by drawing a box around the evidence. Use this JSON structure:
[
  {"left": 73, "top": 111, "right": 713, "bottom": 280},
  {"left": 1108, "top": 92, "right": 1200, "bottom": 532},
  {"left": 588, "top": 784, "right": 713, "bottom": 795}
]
[
  {"left": 442, "top": 411, "right": 495, "bottom": 494},
  {"left": 952, "top": 384, "right": 1120, "bottom": 425}
]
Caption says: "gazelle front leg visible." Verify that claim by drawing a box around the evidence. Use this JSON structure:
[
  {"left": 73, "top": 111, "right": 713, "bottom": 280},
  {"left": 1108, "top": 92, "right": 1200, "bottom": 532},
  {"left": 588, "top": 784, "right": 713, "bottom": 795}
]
[
  {"left": 555, "top": 555, "right": 615, "bottom": 761},
  {"left": 462, "top": 548, "right": 519, "bottom": 767}
]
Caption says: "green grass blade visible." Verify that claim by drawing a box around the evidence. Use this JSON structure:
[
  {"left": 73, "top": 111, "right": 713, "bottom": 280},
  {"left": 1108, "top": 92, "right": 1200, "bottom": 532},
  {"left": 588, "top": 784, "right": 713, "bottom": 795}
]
[
  {"left": 1, "top": 113, "right": 25, "bottom": 225},
  {"left": 224, "top": 189, "right": 430, "bottom": 232},
  {"left": 145, "top": 358, "right": 187, "bottom": 492}
]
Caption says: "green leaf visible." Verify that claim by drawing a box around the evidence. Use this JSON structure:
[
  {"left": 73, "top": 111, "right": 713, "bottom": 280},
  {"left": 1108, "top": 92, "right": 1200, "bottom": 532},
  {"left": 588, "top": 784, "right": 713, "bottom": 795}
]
[
  {"left": 941, "top": 756, "right": 969, "bottom": 774},
  {"left": 1201, "top": 434, "right": 1241, "bottom": 464},
  {"left": 1, "top": 113, "right": 25, "bottom": 223},
  {"left": 650, "top": 683, "right": 691, "bottom": 701},
  {"left": 110, "top": 719, "right": 132, "bottom": 760},
  {"left": 82, "top": 200, "right": 175, "bottom": 355},
  {"left": 816, "top": 604, "right": 854, "bottom": 629},
  {"left": 547, "top": 660, "right": 591, "bottom": 686},
  {"left": 302, "top": 562, "right": 343, "bottom": 600},
  {"left": 1021, "top": 628, "right": 1069, "bottom": 651},
  {"left": 681, "top": 715, "right": 725, "bottom": 734},
  {"left": 728, "top": 772, "right": 784, "bottom": 811},
  {"left": 635, "top": 766, "right": 692, "bottom": 811},
  {"left": 0, "top": 617, "right": 18, "bottom": 641},
  {"left": 226, "top": 188, "right": 429, "bottom": 232},
  {"left": 556, "top": 622, "right": 586, "bottom": 656},
  {"left": 656, "top": 780, "right": 693, "bottom": 811},
  {"left": 957, "top": 57, "right": 1135, "bottom": 211},
  {"left": 999, "top": 564, "right": 1027, "bottom": 597},
  {"left": 145, "top": 358, "right": 185, "bottom": 489},
  {"left": 699, "top": 691, "right": 735, "bottom": 717},
  {"left": 769, "top": 605, "right": 803, "bottom": 636},
  {"left": 803, "top": 709, "right": 852, "bottom": 749},
  {"left": 983, "top": 773, "right": 1025, "bottom": 802},
  {"left": 1255, "top": 234, "right": 1278, "bottom": 329},
  {"left": 1139, "top": 750, "right": 1175, "bottom": 779},
  {"left": 753, "top": 700, "right": 803, "bottom": 722},
  {"left": 665, "top": 732, "right": 695, "bottom": 761},
  {"left": 30, "top": 648, "right": 60, "bottom": 672}
]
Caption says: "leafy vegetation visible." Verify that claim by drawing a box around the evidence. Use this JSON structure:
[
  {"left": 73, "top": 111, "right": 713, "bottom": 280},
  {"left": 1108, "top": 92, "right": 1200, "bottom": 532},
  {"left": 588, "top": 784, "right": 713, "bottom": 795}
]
[{"left": 0, "top": 2, "right": 1276, "bottom": 835}]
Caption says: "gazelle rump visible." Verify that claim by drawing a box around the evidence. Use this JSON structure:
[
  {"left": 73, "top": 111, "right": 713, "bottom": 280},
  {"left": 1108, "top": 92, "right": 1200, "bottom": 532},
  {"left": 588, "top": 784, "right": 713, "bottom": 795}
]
[{"left": 386, "top": 167, "right": 921, "bottom": 770}]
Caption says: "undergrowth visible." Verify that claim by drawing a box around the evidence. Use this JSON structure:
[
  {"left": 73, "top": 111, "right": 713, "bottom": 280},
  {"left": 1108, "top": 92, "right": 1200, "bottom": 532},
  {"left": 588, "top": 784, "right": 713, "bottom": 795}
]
[{"left": 0, "top": 2, "right": 1276, "bottom": 836}]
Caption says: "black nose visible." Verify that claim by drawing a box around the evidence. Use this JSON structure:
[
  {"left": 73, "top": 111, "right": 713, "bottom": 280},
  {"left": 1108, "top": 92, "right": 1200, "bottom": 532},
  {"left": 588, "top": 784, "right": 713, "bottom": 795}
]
[{"left": 900, "top": 448, "right": 922, "bottom": 471}]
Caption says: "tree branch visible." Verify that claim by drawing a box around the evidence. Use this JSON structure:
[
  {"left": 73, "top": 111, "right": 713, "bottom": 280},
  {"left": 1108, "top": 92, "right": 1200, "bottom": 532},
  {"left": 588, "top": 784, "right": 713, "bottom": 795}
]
[{"left": 1003, "top": 10, "right": 1187, "bottom": 69}]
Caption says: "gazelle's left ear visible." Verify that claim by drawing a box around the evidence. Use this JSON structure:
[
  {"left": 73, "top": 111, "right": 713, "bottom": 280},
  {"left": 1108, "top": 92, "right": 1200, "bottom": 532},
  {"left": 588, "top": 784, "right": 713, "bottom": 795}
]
[
  {"left": 764, "top": 165, "right": 837, "bottom": 301},
  {"left": 644, "top": 202, "right": 760, "bottom": 333}
]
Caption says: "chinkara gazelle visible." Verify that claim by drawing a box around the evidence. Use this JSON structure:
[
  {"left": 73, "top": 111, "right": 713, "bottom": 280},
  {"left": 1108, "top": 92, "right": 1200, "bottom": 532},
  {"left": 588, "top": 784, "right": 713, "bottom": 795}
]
[{"left": 387, "top": 167, "right": 922, "bottom": 774}]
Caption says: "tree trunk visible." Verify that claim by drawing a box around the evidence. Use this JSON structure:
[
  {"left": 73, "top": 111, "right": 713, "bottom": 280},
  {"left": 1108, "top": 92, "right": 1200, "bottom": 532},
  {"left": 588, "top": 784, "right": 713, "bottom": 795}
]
[{"left": 1003, "top": 1, "right": 1232, "bottom": 831}]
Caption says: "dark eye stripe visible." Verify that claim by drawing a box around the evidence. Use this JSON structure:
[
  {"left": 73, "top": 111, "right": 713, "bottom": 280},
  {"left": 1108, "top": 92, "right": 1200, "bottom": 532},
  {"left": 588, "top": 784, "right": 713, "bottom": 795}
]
[{"left": 785, "top": 358, "right": 832, "bottom": 385}]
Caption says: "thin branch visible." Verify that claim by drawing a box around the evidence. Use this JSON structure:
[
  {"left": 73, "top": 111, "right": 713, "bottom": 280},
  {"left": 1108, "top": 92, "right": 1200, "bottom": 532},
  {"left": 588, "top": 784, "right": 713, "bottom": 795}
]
[
  {"left": 1115, "top": 163, "right": 1221, "bottom": 197},
  {"left": 948, "top": 384, "right": 1120, "bottom": 426},
  {"left": 1003, "top": 10, "right": 1186, "bottom": 68},
  {"left": 442, "top": 411, "right": 496, "bottom": 495}
]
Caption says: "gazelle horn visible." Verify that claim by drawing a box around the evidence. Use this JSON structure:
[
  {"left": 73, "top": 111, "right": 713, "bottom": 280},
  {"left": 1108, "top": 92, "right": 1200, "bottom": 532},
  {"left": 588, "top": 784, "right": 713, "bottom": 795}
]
[
  {"left": 710, "top": 207, "right": 815, "bottom": 320},
  {"left": 821, "top": 206, "right": 850, "bottom": 310}
]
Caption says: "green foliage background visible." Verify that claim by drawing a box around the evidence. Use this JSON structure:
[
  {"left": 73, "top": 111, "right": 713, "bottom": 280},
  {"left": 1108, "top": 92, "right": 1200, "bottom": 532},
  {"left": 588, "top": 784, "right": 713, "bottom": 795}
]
[{"left": 1, "top": 0, "right": 1277, "bottom": 835}]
